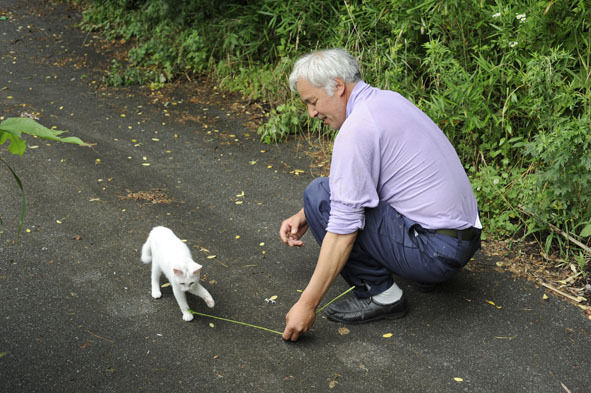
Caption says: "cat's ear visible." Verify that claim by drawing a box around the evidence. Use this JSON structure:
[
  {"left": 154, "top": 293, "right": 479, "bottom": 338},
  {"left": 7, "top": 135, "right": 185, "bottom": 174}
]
[
  {"left": 173, "top": 268, "right": 184, "bottom": 277},
  {"left": 189, "top": 261, "right": 202, "bottom": 276}
]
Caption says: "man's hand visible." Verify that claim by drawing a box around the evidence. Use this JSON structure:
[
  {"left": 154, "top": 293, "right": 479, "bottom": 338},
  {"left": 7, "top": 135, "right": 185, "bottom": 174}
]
[
  {"left": 282, "top": 299, "right": 316, "bottom": 342},
  {"left": 279, "top": 208, "right": 309, "bottom": 247}
]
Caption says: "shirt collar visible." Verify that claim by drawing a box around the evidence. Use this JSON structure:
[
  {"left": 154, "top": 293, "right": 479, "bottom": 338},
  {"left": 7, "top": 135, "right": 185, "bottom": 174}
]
[{"left": 346, "top": 80, "right": 369, "bottom": 117}]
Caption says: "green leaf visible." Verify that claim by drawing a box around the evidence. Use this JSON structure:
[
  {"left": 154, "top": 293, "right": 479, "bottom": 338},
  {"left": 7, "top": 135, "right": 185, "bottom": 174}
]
[
  {"left": 0, "top": 131, "right": 27, "bottom": 156},
  {"left": 580, "top": 224, "right": 591, "bottom": 238},
  {"left": 0, "top": 118, "right": 88, "bottom": 152}
]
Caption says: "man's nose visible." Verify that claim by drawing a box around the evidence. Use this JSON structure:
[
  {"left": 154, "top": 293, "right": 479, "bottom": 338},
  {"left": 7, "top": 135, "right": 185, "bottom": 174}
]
[{"left": 307, "top": 106, "right": 318, "bottom": 118}]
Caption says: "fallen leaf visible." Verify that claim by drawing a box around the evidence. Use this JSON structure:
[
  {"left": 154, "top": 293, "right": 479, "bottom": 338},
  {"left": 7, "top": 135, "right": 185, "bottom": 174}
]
[
  {"left": 382, "top": 333, "right": 393, "bottom": 338},
  {"left": 269, "top": 295, "right": 278, "bottom": 301},
  {"left": 453, "top": 377, "right": 464, "bottom": 382},
  {"left": 542, "top": 294, "right": 549, "bottom": 300},
  {"left": 486, "top": 300, "right": 503, "bottom": 309},
  {"left": 338, "top": 327, "right": 350, "bottom": 335},
  {"left": 209, "top": 323, "right": 215, "bottom": 328},
  {"left": 206, "top": 255, "right": 216, "bottom": 259},
  {"left": 161, "top": 283, "right": 171, "bottom": 288},
  {"left": 80, "top": 341, "right": 92, "bottom": 349}
]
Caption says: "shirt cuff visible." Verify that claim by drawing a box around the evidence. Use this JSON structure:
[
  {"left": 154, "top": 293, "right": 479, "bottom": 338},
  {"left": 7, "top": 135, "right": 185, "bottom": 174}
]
[{"left": 326, "top": 202, "right": 365, "bottom": 234}]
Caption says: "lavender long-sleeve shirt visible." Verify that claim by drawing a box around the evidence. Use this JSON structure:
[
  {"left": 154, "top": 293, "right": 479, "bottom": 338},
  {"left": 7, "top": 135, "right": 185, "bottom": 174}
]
[{"left": 326, "top": 81, "right": 480, "bottom": 234}]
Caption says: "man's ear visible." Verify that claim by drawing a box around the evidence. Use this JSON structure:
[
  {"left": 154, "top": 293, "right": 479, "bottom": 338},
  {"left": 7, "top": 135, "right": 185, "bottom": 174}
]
[{"left": 334, "top": 78, "right": 346, "bottom": 97}]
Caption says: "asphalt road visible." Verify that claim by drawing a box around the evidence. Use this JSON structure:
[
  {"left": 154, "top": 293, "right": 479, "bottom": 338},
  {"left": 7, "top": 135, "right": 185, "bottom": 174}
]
[{"left": 1, "top": 1, "right": 590, "bottom": 392}]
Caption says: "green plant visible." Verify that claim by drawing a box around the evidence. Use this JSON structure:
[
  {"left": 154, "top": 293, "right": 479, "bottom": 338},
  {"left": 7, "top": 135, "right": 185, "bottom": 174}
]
[
  {"left": 73, "top": 0, "right": 591, "bottom": 262},
  {"left": 0, "top": 117, "right": 88, "bottom": 237},
  {"left": 525, "top": 116, "right": 591, "bottom": 244},
  {"left": 257, "top": 102, "right": 305, "bottom": 144}
]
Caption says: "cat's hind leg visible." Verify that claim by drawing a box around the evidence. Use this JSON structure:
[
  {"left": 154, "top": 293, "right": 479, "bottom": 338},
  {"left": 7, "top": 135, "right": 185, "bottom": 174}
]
[
  {"left": 190, "top": 284, "right": 215, "bottom": 308},
  {"left": 150, "top": 264, "right": 163, "bottom": 299},
  {"left": 141, "top": 240, "right": 152, "bottom": 264}
]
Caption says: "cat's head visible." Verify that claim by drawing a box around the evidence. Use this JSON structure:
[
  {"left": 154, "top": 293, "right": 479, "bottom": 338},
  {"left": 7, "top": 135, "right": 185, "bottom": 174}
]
[{"left": 172, "top": 260, "right": 202, "bottom": 292}]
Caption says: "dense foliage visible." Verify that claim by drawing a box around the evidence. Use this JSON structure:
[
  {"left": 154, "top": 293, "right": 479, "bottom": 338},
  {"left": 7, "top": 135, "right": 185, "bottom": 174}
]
[{"left": 75, "top": 0, "right": 590, "bottom": 270}]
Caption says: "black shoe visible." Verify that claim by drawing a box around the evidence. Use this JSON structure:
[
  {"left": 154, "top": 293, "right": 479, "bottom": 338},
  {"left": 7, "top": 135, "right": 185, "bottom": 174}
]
[{"left": 324, "top": 295, "right": 407, "bottom": 324}]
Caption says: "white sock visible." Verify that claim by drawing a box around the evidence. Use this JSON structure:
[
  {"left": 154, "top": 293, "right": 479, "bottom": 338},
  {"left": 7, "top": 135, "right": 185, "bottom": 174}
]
[{"left": 373, "top": 282, "right": 403, "bottom": 305}]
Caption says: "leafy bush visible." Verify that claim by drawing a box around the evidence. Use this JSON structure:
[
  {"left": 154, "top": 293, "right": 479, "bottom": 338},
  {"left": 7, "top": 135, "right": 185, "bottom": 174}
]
[{"left": 73, "top": 0, "right": 590, "bottom": 265}]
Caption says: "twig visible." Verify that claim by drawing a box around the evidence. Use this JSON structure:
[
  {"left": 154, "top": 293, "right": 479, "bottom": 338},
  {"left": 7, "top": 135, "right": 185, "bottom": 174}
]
[
  {"left": 540, "top": 282, "right": 585, "bottom": 303},
  {"left": 547, "top": 222, "right": 591, "bottom": 256},
  {"left": 560, "top": 381, "right": 572, "bottom": 393},
  {"left": 544, "top": 0, "right": 556, "bottom": 15},
  {"left": 519, "top": 205, "right": 591, "bottom": 256},
  {"left": 85, "top": 329, "right": 115, "bottom": 344}
]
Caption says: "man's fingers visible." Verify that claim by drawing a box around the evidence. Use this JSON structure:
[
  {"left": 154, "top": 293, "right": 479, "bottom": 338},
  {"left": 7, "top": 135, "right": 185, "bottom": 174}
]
[
  {"left": 282, "top": 326, "right": 298, "bottom": 341},
  {"left": 282, "top": 326, "right": 302, "bottom": 342},
  {"left": 287, "top": 237, "right": 304, "bottom": 247}
]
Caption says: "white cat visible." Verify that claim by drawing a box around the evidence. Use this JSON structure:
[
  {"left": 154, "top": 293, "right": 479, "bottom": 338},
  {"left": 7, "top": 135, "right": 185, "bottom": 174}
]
[{"left": 141, "top": 226, "right": 215, "bottom": 321}]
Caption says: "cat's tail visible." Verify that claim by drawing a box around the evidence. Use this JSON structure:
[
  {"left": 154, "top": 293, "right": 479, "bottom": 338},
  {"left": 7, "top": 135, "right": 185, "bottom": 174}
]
[{"left": 141, "top": 237, "right": 152, "bottom": 264}]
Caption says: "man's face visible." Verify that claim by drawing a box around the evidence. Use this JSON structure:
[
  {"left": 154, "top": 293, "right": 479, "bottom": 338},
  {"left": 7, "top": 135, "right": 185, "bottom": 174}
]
[{"left": 296, "top": 78, "right": 347, "bottom": 130}]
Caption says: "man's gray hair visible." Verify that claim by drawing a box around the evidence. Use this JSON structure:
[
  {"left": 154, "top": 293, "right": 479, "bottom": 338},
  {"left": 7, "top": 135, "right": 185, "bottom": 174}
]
[{"left": 289, "top": 48, "right": 362, "bottom": 96}]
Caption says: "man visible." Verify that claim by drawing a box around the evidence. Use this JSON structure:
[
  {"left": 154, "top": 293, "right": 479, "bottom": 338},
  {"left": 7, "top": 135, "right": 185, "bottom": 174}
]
[{"left": 279, "top": 48, "right": 481, "bottom": 342}]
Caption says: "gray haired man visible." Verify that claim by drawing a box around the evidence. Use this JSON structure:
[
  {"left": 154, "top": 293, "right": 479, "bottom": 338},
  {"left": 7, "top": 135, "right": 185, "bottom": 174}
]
[{"left": 279, "top": 48, "right": 481, "bottom": 341}]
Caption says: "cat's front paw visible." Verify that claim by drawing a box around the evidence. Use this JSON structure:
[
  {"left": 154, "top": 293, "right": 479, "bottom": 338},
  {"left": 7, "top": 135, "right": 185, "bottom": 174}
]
[
  {"left": 151, "top": 290, "right": 162, "bottom": 299},
  {"left": 206, "top": 298, "right": 215, "bottom": 308},
  {"left": 182, "top": 312, "right": 194, "bottom": 322}
]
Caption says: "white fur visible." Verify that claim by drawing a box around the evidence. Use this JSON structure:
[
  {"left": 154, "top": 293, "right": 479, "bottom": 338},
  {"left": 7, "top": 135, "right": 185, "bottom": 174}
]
[{"left": 141, "top": 226, "right": 215, "bottom": 321}]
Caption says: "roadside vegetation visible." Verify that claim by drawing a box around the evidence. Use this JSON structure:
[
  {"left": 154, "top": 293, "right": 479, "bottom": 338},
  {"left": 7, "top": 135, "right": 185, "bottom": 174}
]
[{"left": 70, "top": 0, "right": 590, "bottom": 286}]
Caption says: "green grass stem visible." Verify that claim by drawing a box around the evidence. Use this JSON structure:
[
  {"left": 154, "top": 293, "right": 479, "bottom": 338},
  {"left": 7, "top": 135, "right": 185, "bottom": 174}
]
[{"left": 188, "top": 286, "right": 356, "bottom": 336}]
